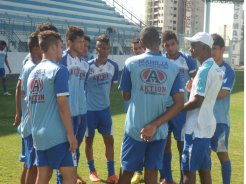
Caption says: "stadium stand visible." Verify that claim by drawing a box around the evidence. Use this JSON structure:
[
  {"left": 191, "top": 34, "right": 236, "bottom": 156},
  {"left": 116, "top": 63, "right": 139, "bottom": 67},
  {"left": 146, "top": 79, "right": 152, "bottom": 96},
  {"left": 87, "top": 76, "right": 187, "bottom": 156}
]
[{"left": 0, "top": 0, "right": 142, "bottom": 54}]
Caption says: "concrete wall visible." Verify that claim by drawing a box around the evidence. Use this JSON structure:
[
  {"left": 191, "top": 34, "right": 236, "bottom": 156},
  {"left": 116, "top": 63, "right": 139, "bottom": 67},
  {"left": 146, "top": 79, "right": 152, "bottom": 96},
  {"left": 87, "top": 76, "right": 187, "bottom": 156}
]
[{"left": 4, "top": 52, "right": 130, "bottom": 75}]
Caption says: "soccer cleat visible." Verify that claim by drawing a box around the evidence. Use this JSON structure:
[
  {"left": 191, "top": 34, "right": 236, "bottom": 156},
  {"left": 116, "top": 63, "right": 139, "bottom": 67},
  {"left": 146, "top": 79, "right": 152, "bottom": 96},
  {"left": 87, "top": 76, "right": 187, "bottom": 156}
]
[
  {"left": 131, "top": 172, "right": 143, "bottom": 184},
  {"left": 106, "top": 174, "right": 118, "bottom": 184},
  {"left": 160, "top": 179, "right": 176, "bottom": 184},
  {"left": 3, "top": 92, "right": 11, "bottom": 95},
  {"left": 89, "top": 171, "right": 101, "bottom": 182}
]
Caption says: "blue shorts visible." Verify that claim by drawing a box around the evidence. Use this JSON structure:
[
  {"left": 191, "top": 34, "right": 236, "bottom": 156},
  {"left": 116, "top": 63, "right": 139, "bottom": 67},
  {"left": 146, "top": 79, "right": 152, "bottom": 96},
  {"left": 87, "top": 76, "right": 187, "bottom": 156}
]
[
  {"left": 24, "top": 135, "right": 36, "bottom": 168},
  {"left": 86, "top": 107, "right": 113, "bottom": 137},
  {"left": 211, "top": 124, "right": 230, "bottom": 152},
  {"left": 181, "top": 134, "right": 211, "bottom": 172},
  {"left": 0, "top": 68, "right": 5, "bottom": 77},
  {"left": 36, "top": 142, "right": 77, "bottom": 169},
  {"left": 121, "top": 134, "right": 166, "bottom": 171},
  {"left": 168, "top": 111, "right": 186, "bottom": 141},
  {"left": 19, "top": 138, "right": 26, "bottom": 162}
]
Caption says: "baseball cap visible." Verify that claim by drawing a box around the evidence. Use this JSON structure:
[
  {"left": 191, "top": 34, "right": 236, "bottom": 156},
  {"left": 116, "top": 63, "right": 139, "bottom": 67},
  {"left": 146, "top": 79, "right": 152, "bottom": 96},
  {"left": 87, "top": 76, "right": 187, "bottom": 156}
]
[{"left": 185, "top": 32, "right": 214, "bottom": 48}]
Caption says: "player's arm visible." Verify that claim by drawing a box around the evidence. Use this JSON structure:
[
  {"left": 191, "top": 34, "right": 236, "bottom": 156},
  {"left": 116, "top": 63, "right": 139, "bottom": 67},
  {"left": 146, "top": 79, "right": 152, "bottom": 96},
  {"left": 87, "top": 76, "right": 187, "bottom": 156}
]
[
  {"left": 140, "top": 72, "right": 184, "bottom": 141},
  {"left": 183, "top": 95, "right": 204, "bottom": 111},
  {"left": 119, "top": 64, "right": 131, "bottom": 100},
  {"left": 111, "top": 63, "right": 119, "bottom": 90},
  {"left": 13, "top": 80, "right": 22, "bottom": 127},
  {"left": 5, "top": 56, "right": 11, "bottom": 73},
  {"left": 57, "top": 96, "right": 77, "bottom": 152},
  {"left": 55, "top": 67, "right": 77, "bottom": 152}
]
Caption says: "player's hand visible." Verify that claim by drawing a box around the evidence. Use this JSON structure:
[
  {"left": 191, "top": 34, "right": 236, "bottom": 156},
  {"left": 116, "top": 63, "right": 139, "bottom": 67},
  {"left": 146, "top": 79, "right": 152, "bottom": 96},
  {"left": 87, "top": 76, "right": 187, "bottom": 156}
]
[
  {"left": 9, "top": 69, "right": 12, "bottom": 74},
  {"left": 13, "top": 113, "right": 21, "bottom": 127},
  {"left": 67, "top": 133, "right": 78, "bottom": 153},
  {"left": 140, "top": 124, "right": 157, "bottom": 142},
  {"left": 185, "top": 78, "right": 193, "bottom": 92}
]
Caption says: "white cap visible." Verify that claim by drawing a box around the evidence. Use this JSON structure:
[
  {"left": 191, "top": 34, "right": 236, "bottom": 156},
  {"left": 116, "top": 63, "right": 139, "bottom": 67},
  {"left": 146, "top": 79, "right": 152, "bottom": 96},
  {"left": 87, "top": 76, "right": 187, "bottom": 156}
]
[{"left": 185, "top": 32, "right": 214, "bottom": 48}]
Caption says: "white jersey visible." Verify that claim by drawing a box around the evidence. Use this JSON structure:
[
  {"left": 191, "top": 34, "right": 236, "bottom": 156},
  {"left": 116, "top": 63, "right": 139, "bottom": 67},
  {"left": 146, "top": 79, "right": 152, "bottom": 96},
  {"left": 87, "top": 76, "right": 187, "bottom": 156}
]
[{"left": 184, "top": 58, "right": 224, "bottom": 138}]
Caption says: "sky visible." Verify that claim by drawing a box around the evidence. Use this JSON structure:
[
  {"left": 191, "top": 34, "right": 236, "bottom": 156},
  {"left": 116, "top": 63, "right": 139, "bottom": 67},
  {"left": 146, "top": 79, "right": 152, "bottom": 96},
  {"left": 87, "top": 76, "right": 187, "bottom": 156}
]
[{"left": 119, "top": 0, "right": 236, "bottom": 37}]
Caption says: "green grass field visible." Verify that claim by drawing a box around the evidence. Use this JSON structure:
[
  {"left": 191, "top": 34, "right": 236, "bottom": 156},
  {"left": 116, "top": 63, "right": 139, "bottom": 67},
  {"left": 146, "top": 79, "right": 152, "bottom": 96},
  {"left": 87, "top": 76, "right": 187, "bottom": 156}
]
[{"left": 0, "top": 71, "right": 244, "bottom": 184}]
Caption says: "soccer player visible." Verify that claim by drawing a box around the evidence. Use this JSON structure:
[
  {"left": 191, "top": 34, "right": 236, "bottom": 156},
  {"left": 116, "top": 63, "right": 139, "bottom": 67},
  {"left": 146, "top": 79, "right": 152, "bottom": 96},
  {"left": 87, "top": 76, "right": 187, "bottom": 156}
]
[
  {"left": 118, "top": 26, "right": 184, "bottom": 184},
  {"left": 59, "top": 26, "right": 86, "bottom": 184},
  {"left": 85, "top": 34, "right": 119, "bottom": 183},
  {"left": 17, "top": 32, "right": 42, "bottom": 184},
  {"left": 27, "top": 30, "right": 78, "bottom": 184},
  {"left": 182, "top": 32, "right": 224, "bottom": 184},
  {"left": 0, "top": 40, "right": 11, "bottom": 95},
  {"left": 81, "top": 35, "right": 94, "bottom": 62},
  {"left": 210, "top": 33, "right": 235, "bottom": 184},
  {"left": 124, "top": 38, "right": 145, "bottom": 114},
  {"left": 160, "top": 31, "right": 197, "bottom": 184}
]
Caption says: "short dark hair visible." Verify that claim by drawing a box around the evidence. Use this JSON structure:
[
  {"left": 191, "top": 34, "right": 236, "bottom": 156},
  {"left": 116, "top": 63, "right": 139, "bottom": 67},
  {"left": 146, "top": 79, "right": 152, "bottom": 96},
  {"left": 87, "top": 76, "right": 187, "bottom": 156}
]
[
  {"left": 84, "top": 35, "right": 91, "bottom": 43},
  {"left": 0, "top": 40, "right": 7, "bottom": 46},
  {"left": 131, "top": 38, "right": 140, "bottom": 44},
  {"left": 96, "top": 34, "right": 110, "bottom": 45},
  {"left": 211, "top": 33, "right": 225, "bottom": 48},
  {"left": 162, "top": 30, "right": 178, "bottom": 42},
  {"left": 38, "top": 30, "right": 62, "bottom": 53},
  {"left": 66, "top": 26, "right": 84, "bottom": 42},
  {"left": 140, "top": 26, "right": 159, "bottom": 48},
  {"left": 36, "top": 23, "right": 58, "bottom": 33},
  {"left": 28, "top": 32, "right": 39, "bottom": 52}
]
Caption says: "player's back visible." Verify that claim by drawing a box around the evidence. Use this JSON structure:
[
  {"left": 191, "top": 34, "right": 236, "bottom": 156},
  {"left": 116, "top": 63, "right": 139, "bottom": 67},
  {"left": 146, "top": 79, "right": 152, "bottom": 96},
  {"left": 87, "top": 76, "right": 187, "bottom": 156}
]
[
  {"left": 27, "top": 60, "right": 68, "bottom": 150},
  {"left": 122, "top": 52, "right": 182, "bottom": 141},
  {"left": 0, "top": 48, "right": 7, "bottom": 68}
]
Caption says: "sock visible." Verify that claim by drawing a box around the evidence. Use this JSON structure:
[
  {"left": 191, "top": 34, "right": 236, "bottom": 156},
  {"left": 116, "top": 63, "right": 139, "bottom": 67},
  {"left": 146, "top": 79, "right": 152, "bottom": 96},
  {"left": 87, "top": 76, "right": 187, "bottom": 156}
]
[
  {"left": 87, "top": 160, "right": 96, "bottom": 174},
  {"left": 221, "top": 160, "right": 231, "bottom": 184},
  {"left": 56, "top": 170, "right": 63, "bottom": 184},
  {"left": 160, "top": 152, "right": 173, "bottom": 182},
  {"left": 3, "top": 85, "right": 7, "bottom": 93},
  {"left": 107, "top": 160, "right": 115, "bottom": 177}
]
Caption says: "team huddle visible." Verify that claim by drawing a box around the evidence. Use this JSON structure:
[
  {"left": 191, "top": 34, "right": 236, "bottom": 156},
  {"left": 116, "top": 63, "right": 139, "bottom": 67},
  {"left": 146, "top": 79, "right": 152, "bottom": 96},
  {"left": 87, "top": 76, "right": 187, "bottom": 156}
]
[{"left": 10, "top": 23, "right": 235, "bottom": 184}]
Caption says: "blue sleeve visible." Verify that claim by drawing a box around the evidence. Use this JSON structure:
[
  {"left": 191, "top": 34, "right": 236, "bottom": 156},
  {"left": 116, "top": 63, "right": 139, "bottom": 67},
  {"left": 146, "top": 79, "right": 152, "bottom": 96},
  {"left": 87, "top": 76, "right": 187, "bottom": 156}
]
[
  {"left": 119, "top": 65, "right": 132, "bottom": 92},
  {"left": 59, "top": 54, "right": 67, "bottom": 67},
  {"left": 112, "top": 62, "right": 119, "bottom": 83},
  {"left": 196, "top": 69, "right": 208, "bottom": 96},
  {"left": 170, "top": 71, "right": 184, "bottom": 95},
  {"left": 222, "top": 66, "right": 235, "bottom": 91},
  {"left": 186, "top": 55, "right": 197, "bottom": 74},
  {"left": 54, "top": 66, "right": 69, "bottom": 96}
]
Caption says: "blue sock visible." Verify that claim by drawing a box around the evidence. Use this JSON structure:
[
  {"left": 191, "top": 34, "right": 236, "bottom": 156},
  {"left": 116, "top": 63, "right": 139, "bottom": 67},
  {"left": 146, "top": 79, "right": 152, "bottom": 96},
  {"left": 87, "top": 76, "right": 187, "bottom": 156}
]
[
  {"left": 87, "top": 160, "right": 96, "bottom": 174},
  {"left": 107, "top": 160, "right": 115, "bottom": 177},
  {"left": 56, "top": 170, "right": 63, "bottom": 184},
  {"left": 222, "top": 160, "right": 231, "bottom": 184},
  {"left": 3, "top": 85, "right": 7, "bottom": 93},
  {"left": 160, "top": 152, "right": 173, "bottom": 182}
]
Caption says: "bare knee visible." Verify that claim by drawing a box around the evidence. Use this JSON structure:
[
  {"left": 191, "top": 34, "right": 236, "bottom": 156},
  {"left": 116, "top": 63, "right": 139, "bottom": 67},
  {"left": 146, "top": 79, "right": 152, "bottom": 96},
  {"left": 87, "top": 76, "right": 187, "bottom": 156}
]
[
  {"left": 217, "top": 152, "right": 230, "bottom": 163},
  {"left": 60, "top": 166, "right": 77, "bottom": 184},
  {"left": 118, "top": 168, "right": 134, "bottom": 184},
  {"left": 144, "top": 169, "right": 158, "bottom": 184}
]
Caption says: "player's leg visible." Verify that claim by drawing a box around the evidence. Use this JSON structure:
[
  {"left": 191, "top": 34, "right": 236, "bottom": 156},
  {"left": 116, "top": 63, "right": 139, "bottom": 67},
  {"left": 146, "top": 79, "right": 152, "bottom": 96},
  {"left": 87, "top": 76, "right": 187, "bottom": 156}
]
[
  {"left": 85, "top": 111, "right": 99, "bottom": 181},
  {"left": 98, "top": 108, "right": 118, "bottom": 183},
  {"left": 211, "top": 124, "right": 231, "bottom": 184},
  {"left": 182, "top": 134, "right": 210, "bottom": 184},
  {"left": 119, "top": 134, "right": 146, "bottom": 184},
  {"left": 145, "top": 139, "right": 166, "bottom": 184},
  {"left": 0, "top": 68, "right": 8, "bottom": 94},
  {"left": 160, "top": 133, "right": 172, "bottom": 183},
  {"left": 59, "top": 166, "right": 77, "bottom": 184},
  {"left": 19, "top": 138, "right": 27, "bottom": 184},
  {"left": 183, "top": 171, "right": 196, "bottom": 184},
  {"left": 198, "top": 169, "right": 212, "bottom": 184},
  {"left": 144, "top": 169, "right": 158, "bottom": 184},
  {"left": 76, "top": 114, "right": 87, "bottom": 184},
  {"left": 36, "top": 166, "right": 53, "bottom": 184},
  {"left": 24, "top": 135, "right": 37, "bottom": 183}
]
